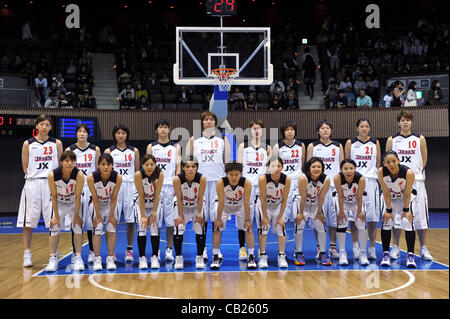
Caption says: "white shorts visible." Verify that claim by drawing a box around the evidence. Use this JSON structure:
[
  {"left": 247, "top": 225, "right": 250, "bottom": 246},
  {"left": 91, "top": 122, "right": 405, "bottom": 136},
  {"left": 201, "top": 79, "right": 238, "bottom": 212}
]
[
  {"left": 17, "top": 178, "right": 52, "bottom": 229},
  {"left": 381, "top": 192, "right": 417, "bottom": 231},
  {"left": 324, "top": 186, "right": 337, "bottom": 228},
  {"left": 348, "top": 178, "right": 380, "bottom": 223},
  {"left": 117, "top": 180, "right": 137, "bottom": 223},
  {"left": 204, "top": 180, "right": 218, "bottom": 222},
  {"left": 89, "top": 201, "right": 120, "bottom": 234},
  {"left": 213, "top": 200, "right": 248, "bottom": 231},
  {"left": 255, "top": 198, "right": 287, "bottom": 235},
  {"left": 50, "top": 201, "right": 82, "bottom": 229},
  {"left": 82, "top": 185, "right": 93, "bottom": 231},
  {"left": 173, "top": 198, "right": 207, "bottom": 235},
  {"left": 292, "top": 195, "right": 326, "bottom": 230},
  {"left": 286, "top": 177, "right": 298, "bottom": 222},
  {"left": 410, "top": 180, "right": 429, "bottom": 230},
  {"left": 333, "top": 198, "right": 369, "bottom": 229},
  {"left": 135, "top": 202, "right": 163, "bottom": 236},
  {"left": 160, "top": 184, "right": 175, "bottom": 227},
  {"left": 236, "top": 184, "right": 258, "bottom": 228}
]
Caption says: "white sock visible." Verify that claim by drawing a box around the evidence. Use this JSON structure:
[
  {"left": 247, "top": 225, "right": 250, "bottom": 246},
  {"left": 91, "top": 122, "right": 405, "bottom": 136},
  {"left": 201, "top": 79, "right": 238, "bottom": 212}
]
[
  {"left": 213, "top": 249, "right": 220, "bottom": 256},
  {"left": 337, "top": 231, "right": 346, "bottom": 252},
  {"left": 318, "top": 232, "right": 326, "bottom": 253},
  {"left": 295, "top": 230, "right": 304, "bottom": 253},
  {"left": 358, "top": 228, "right": 369, "bottom": 252},
  {"left": 248, "top": 248, "right": 254, "bottom": 255}
]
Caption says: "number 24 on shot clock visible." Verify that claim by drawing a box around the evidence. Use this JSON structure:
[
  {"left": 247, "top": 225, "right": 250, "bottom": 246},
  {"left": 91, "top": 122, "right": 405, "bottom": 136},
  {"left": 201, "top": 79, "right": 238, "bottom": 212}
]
[{"left": 206, "top": 0, "right": 237, "bottom": 16}]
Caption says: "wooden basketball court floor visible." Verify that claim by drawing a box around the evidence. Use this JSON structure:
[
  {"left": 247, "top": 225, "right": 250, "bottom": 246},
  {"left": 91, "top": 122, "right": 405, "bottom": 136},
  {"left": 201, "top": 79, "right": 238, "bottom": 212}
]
[{"left": 0, "top": 214, "right": 448, "bottom": 299}]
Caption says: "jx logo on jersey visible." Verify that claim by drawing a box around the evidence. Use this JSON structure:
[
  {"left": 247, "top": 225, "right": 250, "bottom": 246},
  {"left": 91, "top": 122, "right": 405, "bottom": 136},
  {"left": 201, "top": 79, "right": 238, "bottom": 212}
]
[
  {"left": 356, "top": 161, "right": 368, "bottom": 168},
  {"left": 119, "top": 169, "right": 129, "bottom": 175},
  {"left": 400, "top": 156, "right": 412, "bottom": 163},
  {"left": 246, "top": 167, "right": 259, "bottom": 174},
  {"left": 158, "top": 163, "right": 167, "bottom": 170},
  {"left": 284, "top": 165, "right": 295, "bottom": 172},
  {"left": 37, "top": 162, "right": 49, "bottom": 170},
  {"left": 203, "top": 155, "right": 215, "bottom": 162}
]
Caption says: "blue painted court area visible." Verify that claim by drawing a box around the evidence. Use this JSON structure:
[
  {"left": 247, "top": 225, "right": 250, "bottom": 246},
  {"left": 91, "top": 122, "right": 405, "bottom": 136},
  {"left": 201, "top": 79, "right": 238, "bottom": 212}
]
[{"left": 0, "top": 214, "right": 448, "bottom": 275}]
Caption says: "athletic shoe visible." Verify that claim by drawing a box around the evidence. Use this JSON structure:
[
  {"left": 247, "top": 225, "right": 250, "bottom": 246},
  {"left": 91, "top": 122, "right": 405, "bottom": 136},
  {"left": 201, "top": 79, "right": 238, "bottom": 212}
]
[
  {"left": 380, "top": 252, "right": 391, "bottom": 267},
  {"left": 420, "top": 246, "right": 433, "bottom": 261},
  {"left": 294, "top": 253, "right": 306, "bottom": 266},
  {"left": 247, "top": 255, "right": 257, "bottom": 269},
  {"left": 329, "top": 246, "right": 339, "bottom": 259},
  {"left": 195, "top": 256, "right": 206, "bottom": 269},
  {"left": 406, "top": 253, "right": 417, "bottom": 268},
  {"left": 23, "top": 251, "right": 33, "bottom": 268},
  {"left": 210, "top": 256, "right": 220, "bottom": 270},
  {"left": 278, "top": 253, "right": 288, "bottom": 268},
  {"left": 71, "top": 253, "right": 76, "bottom": 264},
  {"left": 45, "top": 256, "right": 58, "bottom": 272},
  {"left": 113, "top": 253, "right": 118, "bottom": 263},
  {"left": 219, "top": 251, "right": 224, "bottom": 262},
  {"left": 93, "top": 256, "right": 102, "bottom": 271},
  {"left": 139, "top": 256, "right": 148, "bottom": 269},
  {"left": 158, "top": 249, "right": 161, "bottom": 261},
  {"left": 151, "top": 255, "right": 160, "bottom": 269},
  {"left": 106, "top": 256, "right": 116, "bottom": 270},
  {"left": 174, "top": 256, "right": 184, "bottom": 270},
  {"left": 165, "top": 248, "right": 174, "bottom": 261},
  {"left": 258, "top": 255, "right": 268, "bottom": 268},
  {"left": 73, "top": 255, "right": 85, "bottom": 271},
  {"left": 315, "top": 246, "right": 320, "bottom": 259},
  {"left": 239, "top": 247, "right": 248, "bottom": 261},
  {"left": 125, "top": 250, "right": 134, "bottom": 262},
  {"left": 88, "top": 251, "right": 95, "bottom": 263},
  {"left": 368, "top": 246, "right": 377, "bottom": 260},
  {"left": 390, "top": 245, "right": 400, "bottom": 260},
  {"left": 359, "top": 252, "right": 369, "bottom": 266},
  {"left": 320, "top": 253, "right": 332, "bottom": 266},
  {"left": 339, "top": 251, "right": 349, "bottom": 266},
  {"left": 353, "top": 245, "right": 360, "bottom": 260},
  {"left": 203, "top": 247, "right": 208, "bottom": 261}
]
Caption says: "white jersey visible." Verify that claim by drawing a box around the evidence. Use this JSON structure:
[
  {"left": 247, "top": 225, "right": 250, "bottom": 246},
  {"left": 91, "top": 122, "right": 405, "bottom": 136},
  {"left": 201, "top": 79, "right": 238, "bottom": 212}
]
[
  {"left": 178, "top": 172, "right": 202, "bottom": 208},
  {"left": 25, "top": 137, "right": 59, "bottom": 179},
  {"left": 337, "top": 171, "right": 363, "bottom": 204},
  {"left": 382, "top": 165, "right": 409, "bottom": 200},
  {"left": 193, "top": 134, "right": 225, "bottom": 182},
  {"left": 139, "top": 168, "right": 159, "bottom": 209},
  {"left": 222, "top": 176, "right": 246, "bottom": 212},
  {"left": 108, "top": 145, "right": 136, "bottom": 182},
  {"left": 350, "top": 137, "right": 378, "bottom": 179},
  {"left": 151, "top": 141, "right": 177, "bottom": 185},
  {"left": 312, "top": 140, "right": 341, "bottom": 187},
  {"left": 69, "top": 143, "right": 97, "bottom": 181},
  {"left": 391, "top": 133, "right": 424, "bottom": 180},
  {"left": 242, "top": 141, "right": 268, "bottom": 186},
  {"left": 304, "top": 173, "right": 329, "bottom": 205},
  {"left": 53, "top": 167, "right": 80, "bottom": 204},
  {"left": 263, "top": 173, "right": 288, "bottom": 209},
  {"left": 91, "top": 170, "right": 119, "bottom": 205},
  {"left": 278, "top": 139, "right": 303, "bottom": 179}
]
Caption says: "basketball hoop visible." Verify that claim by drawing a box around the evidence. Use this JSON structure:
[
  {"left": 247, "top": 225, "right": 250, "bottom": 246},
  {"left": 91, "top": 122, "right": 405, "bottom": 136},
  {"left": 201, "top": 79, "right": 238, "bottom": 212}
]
[{"left": 211, "top": 68, "right": 238, "bottom": 92}]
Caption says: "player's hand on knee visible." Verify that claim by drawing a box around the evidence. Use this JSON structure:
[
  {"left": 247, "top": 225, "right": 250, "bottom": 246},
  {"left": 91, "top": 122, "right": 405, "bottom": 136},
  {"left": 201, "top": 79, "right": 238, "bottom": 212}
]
[
  {"left": 382, "top": 212, "right": 393, "bottom": 224},
  {"left": 107, "top": 215, "right": 118, "bottom": 228},
  {"left": 295, "top": 213, "right": 305, "bottom": 224},
  {"left": 148, "top": 214, "right": 157, "bottom": 227},
  {"left": 356, "top": 212, "right": 366, "bottom": 224},
  {"left": 276, "top": 217, "right": 285, "bottom": 229},
  {"left": 315, "top": 212, "right": 325, "bottom": 225},
  {"left": 214, "top": 220, "right": 223, "bottom": 231},
  {"left": 402, "top": 212, "right": 414, "bottom": 223},
  {"left": 50, "top": 217, "right": 60, "bottom": 229},
  {"left": 337, "top": 212, "right": 346, "bottom": 225},
  {"left": 73, "top": 216, "right": 83, "bottom": 229},
  {"left": 174, "top": 216, "right": 184, "bottom": 227},
  {"left": 194, "top": 215, "right": 205, "bottom": 227},
  {"left": 140, "top": 216, "right": 149, "bottom": 228},
  {"left": 261, "top": 216, "right": 270, "bottom": 230},
  {"left": 244, "top": 220, "right": 253, "bottom": 231}
]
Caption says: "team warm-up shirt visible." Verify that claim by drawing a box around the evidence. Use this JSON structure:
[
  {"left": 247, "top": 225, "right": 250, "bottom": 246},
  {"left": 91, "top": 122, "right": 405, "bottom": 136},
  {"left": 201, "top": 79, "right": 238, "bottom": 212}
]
[
  {"left": 26, "top": 137, "right": 59, "bottom": 179},
  {"left": 108, "top": 145, "right": 136, "bottom": 182},
  {"left": 193, "top": 134, "right": 225, "bottom": 182},
  {"left": 92, "top": 170, "right": 118, "bottom": 205},
  {"left": 139, "top": 169, "right": 159, "bottom": 209},
  {"left": 264, "top": 173, "right": 288, "bottom": 209},
  {"left": 337, "top": 171, "right": 363, "bottom": 204},
  {"left": 222, "top": 176, "right": 246, "bottom": 212},
  {"left": 69, "top": 143, "right": 97, "bottom": 182},
  {"left": 391, "top": 133, "right": 424, "bottom": 180},
  {"left": 312, "top": 140, "right": 341, "bottom": 187},
  {"left": 178, "top": 172, "right": 202, "bottom": 208},
  {"left": 278, "top": 140, "right": 303, "bottom": 180},
  {"left": 350, "top": 137, "right": 378, "bottom": 179},
  {"left": 382, "top": 165, "right": 409, "bottom": 200},
  {"left": 151, "top": 141, "right": 177, "bottom": 185},
  {"left": 304, "top": 173, "right": 329, "bottom": 205},
  {"left": 53, "top": 167, "right": 80, "bottom": 203},
  {"left": 242, "top": 141, "right": 268, "bottom": 186}
]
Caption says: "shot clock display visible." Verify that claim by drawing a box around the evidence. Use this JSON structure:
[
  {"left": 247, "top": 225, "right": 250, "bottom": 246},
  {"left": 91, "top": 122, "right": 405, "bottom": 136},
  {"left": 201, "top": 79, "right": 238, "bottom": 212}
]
[{"left": 206, "top": 0, "right": 237, "bottom": 16}]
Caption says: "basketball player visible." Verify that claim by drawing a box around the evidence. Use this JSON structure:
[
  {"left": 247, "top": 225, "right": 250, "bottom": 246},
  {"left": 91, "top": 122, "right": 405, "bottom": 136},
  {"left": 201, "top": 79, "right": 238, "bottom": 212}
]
[
  {"left": 46, "top": 151, "right": 85, "bottom": 272},
  {"left": 386, "top": 110, "right": 433, "bottom": 261},
  {"left": 255, "top": 157, "right": 291, "bottom": 268},
  {"left": 333, "top": 159, "right": 369, "bottom": 266},
  {"left": 146, "top": 119, "right": 181, "bottom": 263},
  {"left": 211, "top": 162, "right": 256, "bottom": 270},
  {"left": 378, "top": 151, "right": 417, "bottom": 268},
  {"left": 307, "top": 120, "right": 344, "bottom": 259},
  {"left": 237, "top": 119, "right": 271, "bottom": 261},
  {"left": 134, "top": 154, "right": 164, "bottom": 269},
  {"left": 293, "top": 157, "right": 332, "bottom": 266},
  {"left": 87, "top": 153, "right": 123, "bottom": 270},
  {"left": 18, "top": 114, "right": 63, "bottom": 268},
  {"left": 66, "top": 124, "right": 100, "bottom": 264},
  {"left": 188, "top": 111, "right": 230, "bottom": 261},
  {"left": 172, "top": 156, "right": 207, "bottom": 269},
  {"left": 344, "top": 118, "right": 381, "bottom": 260},
  {"left": 105, "top": 124, "right": 140, "bottom": 262}
]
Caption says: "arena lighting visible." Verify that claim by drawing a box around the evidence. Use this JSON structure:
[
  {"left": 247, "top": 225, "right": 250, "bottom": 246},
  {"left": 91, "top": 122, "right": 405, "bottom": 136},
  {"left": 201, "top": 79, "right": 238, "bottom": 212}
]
[{"left": 302, "top": 38, "right": 308, "bottom": 44}]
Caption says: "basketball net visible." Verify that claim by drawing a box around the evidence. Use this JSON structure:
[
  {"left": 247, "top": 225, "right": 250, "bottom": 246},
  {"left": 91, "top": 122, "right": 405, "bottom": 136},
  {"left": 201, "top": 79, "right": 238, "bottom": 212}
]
[{"left": 211, "top": 68, "right": 238, "bottom": 92}]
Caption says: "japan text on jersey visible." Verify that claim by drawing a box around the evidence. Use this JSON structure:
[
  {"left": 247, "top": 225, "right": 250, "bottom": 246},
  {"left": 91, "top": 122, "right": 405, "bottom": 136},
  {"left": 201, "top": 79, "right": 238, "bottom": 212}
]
[
  {"left": 306, "top": 174, "right": 328, "bottom": 204},
  {"left": 151, "top": 141, "right": 177, "bottom": 184},
  {"left": 382, "top": 165, "right": 408, "bottom": 199},
  {"left": 53, "top": 167, "right": 79, "bottom": 203},
  {"left": 264, "top": 173, "right": 287, "bottom": 207},
  {"left": 109, "top": 145, "right": 135, "bottom": 181},
  {"left": 391, "top": 133, "right": 424, "bottom": 180},
  {"left": 193, "top": 134, "right": 225, "bottom": 181},
  {"left": 278, "top": 139, "right": 303, "bottom": 178},
  {"left": 26, "top": 137, "right": 59, "bottom": 179},
  {"left": 69, "top": 143, "right": 97, "bottom": 177},
  {"left": 179, "top": 172, "right": 202, "bottom": 208},
  {"left": 312, "top": 140, "right": 340, "bottom": 185},
  {"left": 350, "top": 137, "right": 378, "bottom": 178},
  {"left": 242, "top": 141, "right": 268, "bottom": 185},
  {"left": 140, "top": 169, "right": 158, "bottom": 208},
  {"left": 338, "top": 171, "right": 363, "bottom": 203},
  {"left": 222, "top": 176, "right": 246, "bottom": 211},
  {"left": 92, "top": 170, "right": 118, "bottom": 204}
]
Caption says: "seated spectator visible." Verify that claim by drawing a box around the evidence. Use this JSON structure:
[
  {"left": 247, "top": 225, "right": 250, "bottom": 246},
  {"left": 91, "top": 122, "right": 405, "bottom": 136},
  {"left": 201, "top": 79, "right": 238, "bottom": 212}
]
[
  {"left": 120, "top": 92, "right": 136, "bottom": 109},
  {"left": 269, "top": 93, "right": 284, "bottom": 110},
  {"left": 66, "top": 59, "right": 77, "bottom": 75},
  {"left": 285, "top": 91, "right": 299, "bottom": 109},
  {"left": 401, "top": 63, "right": 412, "bottom": 74},
  {"left": 78, "top": 91, "right": 96, "bottom": 109},
  {"left": 324, "top": 80, "right": 339, "bottom": 109},
  {"left": 283, "top": 84, "right": 297, "bottom": 101},
  {"left": 118, "top": 69, "right": 132, "bottom": 86},
  {"left": 357, "top": 51, "right": 369, "bottom": 66},
  {"left": 119, "top": 82, "right": 135, "bottom": 100},
  {"left": 404, "top": 81, "right": 420, "bottom": 107},
  {"left": 339, "top": 75, "right": 354, "bottom": 105},
  {"left": 244, "top": 92, "right": 258, "bottom": 110},
  {"left": 356, "top": 89, "right": 373, "bottom": 108},
  {"left": 353, "top": 75, "right": 367, "bottom": 94},
  {"left": 137, "top": 95, "right": 150, "bottom": 110},
  {"left": 286, "top": 77, "right": 298, "bottom": 92},
  {"left": 22, "top": 20, "right": 34, "bottom": 40},
  {"left": 34, "top": 72, "right": 48, "bottom": 106},
  {"left": 269, "top": 78, "right": 285, "bottom": 97},
  {"left": 332, "top": 90, "right": 348, "bottom": 109},
  {"left": 44, "top": 92, "right": 59, "bottom": 108},
  {"left": 426, "top": 80, "right": 444, "bottom": 105},
  {"left": 135, "top": 82, "right": 148, "bottom": 101},
  {"left": 352, "top": 65, "right": 364, "bottom": 83},
  {"left": 177, "top": 86, "right": 192, "bottom": 104},
  {"left": 382, "top": 88, "right": 393, "bottom": 107},
  {"left": 366, "top": 75, "right": 379, "bottom": 105},
  {"left": 391, "top": 81, "right": 405, "bottom": 107},
  {"left": 77, "top": 65, "right": 94, "bottom": 88},
  {"left": 229, "top": 87, "right": 246, "bottom": 110},
  {"left": 45, "top": 81, "right": 59, "bottom": 101},
  {"left": 52, "top": 72, "right": 65, "bottom": 88},
  {"left": 146, "top": 72, "right": 161, "bottom": 94},
  {"left": 57, "top": 92, "right": 69, "bottom": 108}
]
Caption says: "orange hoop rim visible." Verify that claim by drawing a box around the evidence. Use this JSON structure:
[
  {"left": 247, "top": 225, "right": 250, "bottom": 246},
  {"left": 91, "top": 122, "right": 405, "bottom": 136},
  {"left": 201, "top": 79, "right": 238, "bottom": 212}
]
[{"left": 211, "top": 68, "right": 238, "bottom": 79}]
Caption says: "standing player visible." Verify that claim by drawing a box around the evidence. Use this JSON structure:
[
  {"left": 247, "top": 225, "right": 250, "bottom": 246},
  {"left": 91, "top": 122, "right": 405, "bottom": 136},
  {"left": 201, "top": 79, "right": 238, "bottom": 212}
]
[
  {"left": 293, "top": 157, "right": 332, "bottom": 266},
  {"left": 172, "top": 156, "right": 207, "bottom": 269},
  {"left": 386, "top": 110, "right": 433, "bottom": 261},
  {"left": 333, "top": 159, "right": 369, "bottom": 266},
  {"left": 378, "top": 151, "right": 417, "bottom": 268},
  {"left": 66, "top": 124, "right": 101, "bottom": 263},
  {"left": 307, "top": 120, "right": 344, "bottom": 259},
  {"left": 134, "top": 154, "right": 164, "bottom": 269},
  {"left": 105, "top": 124, "right": 140, "bottom": 262},
  {"left": 17, "top": 114, "right": 63, "bottom": 267},
  {"left": 146, "top": 119, "right": 181, "bottom": 263},
  {"left": 188, "top": 111, "right": 230, "bottom": 261},
  {"left": 87, "top": 153, "right": 122, "bottom": 270},
  {"left": 344, "top": 118, "right": 381, "bottom": 260},
  {"left": 211, "top": 162, "right": 256, "bottom": 270},
  {"left": 255, "top": 157, "right": 291, "bottom": 268},
  {"left": 46, "top": 151, "right": 85, "bottom": 272},
  {"left": 237, "top": 119, "right": 271, "bottom": 261}
]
